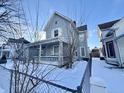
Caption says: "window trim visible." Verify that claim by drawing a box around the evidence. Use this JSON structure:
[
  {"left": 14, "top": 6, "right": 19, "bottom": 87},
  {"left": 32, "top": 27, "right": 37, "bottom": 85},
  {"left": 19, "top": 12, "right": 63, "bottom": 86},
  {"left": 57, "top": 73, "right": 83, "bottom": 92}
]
[
  {"left": 80, "top": 47, "right": 86, "bottom": 57},
  {"left": 53, "top": 29, "right": 59, "bottom": 38},
  {"left": 106, "top": 41, "right": 116, "bottom": 58}
]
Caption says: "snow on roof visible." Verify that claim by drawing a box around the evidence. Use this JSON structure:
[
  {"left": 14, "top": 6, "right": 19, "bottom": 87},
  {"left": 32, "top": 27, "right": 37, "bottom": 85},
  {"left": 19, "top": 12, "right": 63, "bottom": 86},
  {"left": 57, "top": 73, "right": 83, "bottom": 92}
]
[{"left": 8, "top": 38, "right": 30, "bottom": 44}]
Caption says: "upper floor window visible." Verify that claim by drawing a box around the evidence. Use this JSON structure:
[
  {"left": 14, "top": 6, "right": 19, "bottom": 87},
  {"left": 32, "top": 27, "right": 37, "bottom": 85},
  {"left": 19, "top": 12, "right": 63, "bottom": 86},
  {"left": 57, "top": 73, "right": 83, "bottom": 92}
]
[
  {"left": 79, "top": 33, "right": 84, "bottom": 41},
  {"left": 55, "top": 21, "right": 57, "bottom": 24},
  {"left": 54, "top": 29, "right": 58, "bottom": 37}
]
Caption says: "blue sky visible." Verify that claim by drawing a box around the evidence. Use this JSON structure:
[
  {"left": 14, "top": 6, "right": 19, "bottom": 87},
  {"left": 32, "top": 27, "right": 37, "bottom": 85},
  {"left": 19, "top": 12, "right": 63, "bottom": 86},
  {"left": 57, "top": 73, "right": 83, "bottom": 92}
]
[{"left": 22, "top": 0, "right": 124, "bottom": 49}]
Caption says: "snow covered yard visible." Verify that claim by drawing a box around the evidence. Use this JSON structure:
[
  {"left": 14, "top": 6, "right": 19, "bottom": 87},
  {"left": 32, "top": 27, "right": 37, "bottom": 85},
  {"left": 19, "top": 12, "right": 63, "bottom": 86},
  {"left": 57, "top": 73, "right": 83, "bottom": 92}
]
[
  {"left": 0, "top": 65, "right": 11, "bottom": 93},
  {"left": 0, "top": 60, "right": 87, "bottom": 93},
  {"left": 92, "top": 58, "right": 124, "bottom": 93}
]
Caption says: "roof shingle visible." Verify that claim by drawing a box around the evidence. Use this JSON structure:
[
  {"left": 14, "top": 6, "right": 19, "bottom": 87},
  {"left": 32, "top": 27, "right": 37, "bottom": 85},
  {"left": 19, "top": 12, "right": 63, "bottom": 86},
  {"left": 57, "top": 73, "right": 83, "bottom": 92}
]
[
  {"left": 98, "top": 19, "right": 120, "bottom": 30},
  {"left": 77, "top": 25, "right": 87, "bottom": 31}
]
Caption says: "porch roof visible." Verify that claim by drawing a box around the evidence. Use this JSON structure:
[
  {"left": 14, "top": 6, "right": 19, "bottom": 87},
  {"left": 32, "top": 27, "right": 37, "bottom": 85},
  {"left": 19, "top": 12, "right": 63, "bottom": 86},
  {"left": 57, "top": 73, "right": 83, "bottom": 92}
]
[
  {"left": 115, "top": 34, "right": 124, "bottom": 40},
  {"left": 100, "top": 35, "right": 113, "bottom": 42},
  {"left": 27, "top": 37, "right": 60, "bottom": 47},
  {"left": 101, "top": 34, "right": 124, "bottom": 42},
  {"left": 98, "top": 19, "right": 120, "bottom": 30}
]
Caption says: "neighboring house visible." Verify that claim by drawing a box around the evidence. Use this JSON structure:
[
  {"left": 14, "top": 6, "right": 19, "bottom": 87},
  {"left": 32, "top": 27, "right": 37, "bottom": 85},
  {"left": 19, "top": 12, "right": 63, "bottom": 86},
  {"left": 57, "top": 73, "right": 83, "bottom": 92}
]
[
  {"left": 0, "top": 38, "right": 30, "bottom": 59},
  {"left": 27, "top": 12, "right": 89, "bottom": 66},
  {"left": 35, "top": 31, "right": 46, "bottom": 41},
  {"left": 77, "top": 25, "right": 89, "bottom": 60},
  {"left": 98, "top": 18, "right": 124, "bottom": 67},
  {"left": 91, "top": 47, "right": 100, "bottom": 58}
]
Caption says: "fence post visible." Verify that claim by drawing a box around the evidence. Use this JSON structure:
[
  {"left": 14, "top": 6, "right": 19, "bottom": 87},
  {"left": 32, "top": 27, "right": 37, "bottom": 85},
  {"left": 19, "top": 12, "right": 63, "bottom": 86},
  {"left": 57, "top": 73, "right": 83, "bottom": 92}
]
[
  {"left": 89, "top": 53, "right": 92, "bottom": 77},
  {"left": 9, "top": 70, "right": 13, "bottom": 93}
]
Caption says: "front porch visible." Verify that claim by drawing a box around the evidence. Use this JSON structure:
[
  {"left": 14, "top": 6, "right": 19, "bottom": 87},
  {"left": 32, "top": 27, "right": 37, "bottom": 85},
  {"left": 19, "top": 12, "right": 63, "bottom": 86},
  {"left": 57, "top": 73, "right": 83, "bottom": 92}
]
[{"left": 27, "top": 38, "right": 69, "bottom": 66}]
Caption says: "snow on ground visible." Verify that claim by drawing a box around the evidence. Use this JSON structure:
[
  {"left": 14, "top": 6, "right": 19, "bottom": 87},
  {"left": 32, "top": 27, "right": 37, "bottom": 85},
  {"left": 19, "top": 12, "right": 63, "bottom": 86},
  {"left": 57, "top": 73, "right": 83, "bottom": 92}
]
[
  {"left": 0, "top": 65, "right": 11, "bottom": 93},
  {"left": 0, "top": 87, "right": 4, "bottom": 93},
  {"left": 0, "top": 60, "right": 87, "bottom": 92},
  {"left": 92, "top": 58, "right": 124, "bottom": 93},
  {"left": 43, "top": 61, "right": 87, "bottom": 89},
  {"left": 0, "top": 59, "right": 13, "bottom": 69},
  {"left": 1, "top": 58, "right": 124, "bottom": 93}
]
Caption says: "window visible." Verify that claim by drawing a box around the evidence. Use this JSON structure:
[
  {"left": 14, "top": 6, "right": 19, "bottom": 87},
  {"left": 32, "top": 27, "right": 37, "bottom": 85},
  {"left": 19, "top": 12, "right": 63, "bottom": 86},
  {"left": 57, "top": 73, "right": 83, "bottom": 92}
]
[
  {"left": 103, "top": 45, "right": 106, "bottom": 57},
  {"left": 106, "top": 41, "right": 116, "bottom": 58},
  {"left": 41, "top": 46, "right": 46, "bottom": 56},
  {"left": 54, "top": 30, "right": 58, "bottom": 37},
  {"left": 53, "top": 45, "right": 59, "bottom": 56},
  {"left": 75, "top": 51, "right": 78, "bottom": 56},
  {"left": 80, "top": 47, "right": 85, "bottom": 57},
  {"left": 79, "top": 33, "right": 84, "bottom": 42},
  {"left": 55, "top": 21, "right": 57, "bottom": 24}
]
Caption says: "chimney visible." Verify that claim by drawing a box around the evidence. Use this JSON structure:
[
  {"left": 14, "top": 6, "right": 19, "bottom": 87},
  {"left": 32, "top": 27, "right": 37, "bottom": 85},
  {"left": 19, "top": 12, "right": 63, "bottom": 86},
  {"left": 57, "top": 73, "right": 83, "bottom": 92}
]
[{"left": 73, "top": 21, "right": 76, "bottom": 26}]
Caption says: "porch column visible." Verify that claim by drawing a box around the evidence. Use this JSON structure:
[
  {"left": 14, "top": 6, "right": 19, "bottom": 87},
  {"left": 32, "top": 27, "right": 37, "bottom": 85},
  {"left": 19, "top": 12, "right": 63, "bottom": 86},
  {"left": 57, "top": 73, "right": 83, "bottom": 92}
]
[
  {"left": 0, "top": 46, "right": 3, "bottom": 58},
  {"left": 59, "top": 41, "right": 63, "bottom": 66},
  {"left": 114, "top": 40, "right": 122, "bottom": 67},
  {"left": 103, "top": 42, "right": 108, "bottom": 58},
  {"left": 39, "top": 44, "right": 42, "bottom": 63}
]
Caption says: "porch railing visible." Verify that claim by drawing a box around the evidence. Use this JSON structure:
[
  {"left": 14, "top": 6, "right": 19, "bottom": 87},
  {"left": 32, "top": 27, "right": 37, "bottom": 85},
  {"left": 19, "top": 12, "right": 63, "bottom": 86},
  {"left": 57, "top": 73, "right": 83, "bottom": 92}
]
[
  {"left": 40, "top": 56, "right": 59, "bottom": 61},
  {"left": 33, "top": 56, "right": 59, "bottom": 62}
]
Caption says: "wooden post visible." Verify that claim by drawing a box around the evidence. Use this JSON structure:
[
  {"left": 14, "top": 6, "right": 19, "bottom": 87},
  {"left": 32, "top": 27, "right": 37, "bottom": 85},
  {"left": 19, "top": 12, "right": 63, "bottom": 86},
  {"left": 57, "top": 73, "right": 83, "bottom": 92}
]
[
  {"left": 10, "top": 70, "right": 13, "bottom": 93},
  {"left": 59, "top": 41, "right": 63, "bottom": 66}
]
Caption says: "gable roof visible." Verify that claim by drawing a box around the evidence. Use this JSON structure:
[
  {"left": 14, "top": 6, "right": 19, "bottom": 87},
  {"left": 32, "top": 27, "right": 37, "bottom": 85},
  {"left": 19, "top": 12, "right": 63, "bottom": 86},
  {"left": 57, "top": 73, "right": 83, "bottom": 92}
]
[
  {"left": 8, "top": 38, "right": 30, "bottom": 44},
  {"left": 77, "top": 25, "right": 87, "bottom": 31},
  {"left": 98, "top": 19, "right": 120, "bottom": 30},
  {"left": 43, "top": 11, "right": 75, "bottom": 31},
  {"left": 54, "top": 12, "right": 73, "bottom": 22}
]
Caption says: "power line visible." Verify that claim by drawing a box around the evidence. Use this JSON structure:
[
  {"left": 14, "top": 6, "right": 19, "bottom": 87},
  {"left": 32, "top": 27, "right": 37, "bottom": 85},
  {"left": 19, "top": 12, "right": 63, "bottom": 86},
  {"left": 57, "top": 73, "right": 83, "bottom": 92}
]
[
  {"left": 26, "top": 0, "right": 35, "bottom": 32},
  {"left": 20, "top": 0, "right": 33, "bottom": 41},
  {"left": 35, "top": 0, "right": 40, "bottom": 41}
]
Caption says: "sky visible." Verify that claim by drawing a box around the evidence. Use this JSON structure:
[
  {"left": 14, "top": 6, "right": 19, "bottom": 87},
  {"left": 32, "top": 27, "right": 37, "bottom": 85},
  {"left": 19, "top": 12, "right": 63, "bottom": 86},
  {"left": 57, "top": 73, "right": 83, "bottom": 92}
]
[{"left": 22, "top": 0, "right": 124, "bottom": 49}]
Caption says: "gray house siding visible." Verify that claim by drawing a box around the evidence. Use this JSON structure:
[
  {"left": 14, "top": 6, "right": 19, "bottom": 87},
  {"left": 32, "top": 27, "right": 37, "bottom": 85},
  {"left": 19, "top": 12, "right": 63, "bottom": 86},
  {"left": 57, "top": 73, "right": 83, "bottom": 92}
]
[
  {"left": 27, "top": 12, "right": 89, "bottom": 66},
  {"left": 46, "top": 14, "right": 74, "bottom": 43},
  {"left": 78, "top": 30, "right": 89, "bottom": 60}
]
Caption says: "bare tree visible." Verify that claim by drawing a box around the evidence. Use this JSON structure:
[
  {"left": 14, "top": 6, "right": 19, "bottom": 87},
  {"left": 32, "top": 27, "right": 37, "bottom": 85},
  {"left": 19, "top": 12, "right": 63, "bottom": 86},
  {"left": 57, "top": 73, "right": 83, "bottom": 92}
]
[
  {"left": 0, "top": 0, "right": 56, "bottom": 93},
  {"left": 65, "top": 22, "right": 79, "bottom": 68},
  {"left": 0, "top": 0, "right": 25, "bottom": 41}
]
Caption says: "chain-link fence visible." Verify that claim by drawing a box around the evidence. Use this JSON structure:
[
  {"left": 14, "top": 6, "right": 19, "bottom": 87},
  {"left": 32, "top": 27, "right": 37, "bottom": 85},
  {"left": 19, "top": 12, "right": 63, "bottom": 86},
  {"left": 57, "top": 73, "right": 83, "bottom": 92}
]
[{"left": 0, "top": 56, "right": 92, "bottom": 93}]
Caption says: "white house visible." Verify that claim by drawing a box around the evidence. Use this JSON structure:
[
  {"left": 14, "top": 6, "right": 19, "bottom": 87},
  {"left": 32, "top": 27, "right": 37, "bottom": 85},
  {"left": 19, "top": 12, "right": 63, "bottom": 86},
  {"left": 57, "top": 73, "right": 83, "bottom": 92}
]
[
  {"left": 27, "top": 12, "right": 89, "bottom": 66},
  {"left": 98, "top": 18, "right": 124, "bottom": 67},
  {"left": 0, "top": 38, "right": 30, "bottom": 60}
]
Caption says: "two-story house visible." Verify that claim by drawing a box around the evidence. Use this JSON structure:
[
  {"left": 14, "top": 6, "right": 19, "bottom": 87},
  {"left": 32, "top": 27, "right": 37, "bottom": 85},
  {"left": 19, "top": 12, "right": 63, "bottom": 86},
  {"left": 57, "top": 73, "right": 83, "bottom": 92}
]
[
  {"left": 27, "top": 12, "right": 89, "bottom": 66},
  {"left": 98, "top": 18, "right": 124, "bottom": 67}
]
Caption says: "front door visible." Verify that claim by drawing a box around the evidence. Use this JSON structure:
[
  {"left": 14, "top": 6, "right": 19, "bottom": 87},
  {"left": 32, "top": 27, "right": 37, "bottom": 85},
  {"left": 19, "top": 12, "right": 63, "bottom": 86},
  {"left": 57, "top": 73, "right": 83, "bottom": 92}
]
[{"left": 106, "top": 41, "right": 116, "bottom": 58}]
